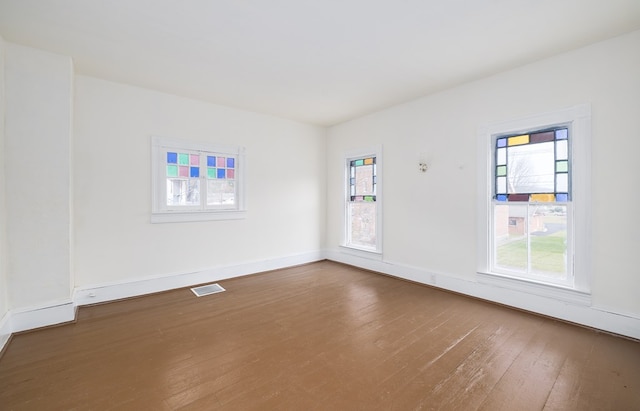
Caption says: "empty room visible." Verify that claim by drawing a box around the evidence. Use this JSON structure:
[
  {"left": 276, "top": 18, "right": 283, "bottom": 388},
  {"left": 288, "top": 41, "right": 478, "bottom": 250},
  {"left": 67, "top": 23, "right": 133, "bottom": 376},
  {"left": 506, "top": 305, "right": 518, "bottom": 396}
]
[{"left": 0, "top": 1, "right": 639, "bottom": 410}]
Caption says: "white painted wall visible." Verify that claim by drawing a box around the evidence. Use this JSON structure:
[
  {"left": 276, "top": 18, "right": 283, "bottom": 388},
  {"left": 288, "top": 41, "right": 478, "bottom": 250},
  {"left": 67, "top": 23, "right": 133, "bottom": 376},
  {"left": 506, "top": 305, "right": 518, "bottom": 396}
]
[
  {"left": 326, "top": 31, "right": 640, "bottom": 323},
  {"left": 73, "top": 76, "right": 325, "bottom": 288},
  {"left": 4, "top": 43, "right": 74, "bottom": 310},
  {"left": 0, "top": 36, "right": 9, "bottom": 329}
]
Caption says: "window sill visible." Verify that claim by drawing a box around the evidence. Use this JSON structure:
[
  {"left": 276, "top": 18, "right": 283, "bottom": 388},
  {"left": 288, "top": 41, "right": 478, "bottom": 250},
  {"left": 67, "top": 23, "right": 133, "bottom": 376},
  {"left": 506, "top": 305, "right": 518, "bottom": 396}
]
[
  {"left": 151, "top": 210, "right": 246, "bottom": 223},
  {"left": 339, "top": 245, "right": 383, "bottom": 261},
  {"left": 477, "top": 271, "right": 591, "bottom": 306}
]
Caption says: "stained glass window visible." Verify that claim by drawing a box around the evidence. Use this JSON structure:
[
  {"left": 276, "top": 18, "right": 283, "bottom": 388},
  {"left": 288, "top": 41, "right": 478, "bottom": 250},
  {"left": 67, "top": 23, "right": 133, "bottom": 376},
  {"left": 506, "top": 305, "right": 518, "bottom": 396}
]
[
  {"left": 492, "top": 126, "right": 571, "bottom": 280},
  {"left": 166, "top": 151, "right": 200, "bottom": 206},
  {"left": 495, "top": 127, "right": 569, "bottom": 203},
  {"left": 349, "top": 157, "right": 376, "bottom": 202},
  {"left": 152, "top": 137, "right": 246, "bottom": 222},
  {"left": 163, "top": 150, "right": 238, "bottom": 208},
  {"left": 347, "top": 155, "right": 378, "bottom": 251}
]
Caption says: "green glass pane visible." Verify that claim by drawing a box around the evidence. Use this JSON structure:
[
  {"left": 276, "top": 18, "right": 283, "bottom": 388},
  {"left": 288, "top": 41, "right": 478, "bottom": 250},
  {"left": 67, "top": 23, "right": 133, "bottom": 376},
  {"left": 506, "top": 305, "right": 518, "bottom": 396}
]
[
  {"left": 178, "top": 153, "right": 189, "bottom": 165},
  {"left": 207, "top": 168, "right": 217, "bottom": 179},
  {"left": 354, "top": 159, "right": 364, "bottom": 166},
  {"left": 556, "top": 160, "right": 568, "bottom": 172},
  {"left": 364, "top": 196, "right": 375, "bottom": 202},
  {"left": 166, "top": 165, "right": 178, "bottom": 177},
  {"left": 496, "top": 165, "right": 507, "bottom": 176}
]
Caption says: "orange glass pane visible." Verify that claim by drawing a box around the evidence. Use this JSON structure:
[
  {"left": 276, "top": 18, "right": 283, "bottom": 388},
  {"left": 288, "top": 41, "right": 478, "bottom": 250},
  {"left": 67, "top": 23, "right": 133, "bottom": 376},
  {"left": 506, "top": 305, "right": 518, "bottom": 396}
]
[
  {"left": 530, "top": 194, "right": 555, "bottom": 202},
  {"left": 508, "top": 135, "right": 529, "bottom": 146},
  {"left": 364, "top": 158, "right": 374, "bottom": 165}
]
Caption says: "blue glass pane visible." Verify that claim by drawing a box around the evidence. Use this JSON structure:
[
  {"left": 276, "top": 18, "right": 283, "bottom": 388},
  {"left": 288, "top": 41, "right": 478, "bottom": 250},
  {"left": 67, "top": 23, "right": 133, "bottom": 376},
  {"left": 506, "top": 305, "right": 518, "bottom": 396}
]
[
  {"left": 207, "top": 156, "right": 216, "bottom": 167},
  {"left": 217, "top": 168, "right": 226, "bottom": 179},
  {"left": 350, "top": 178, "right": 355, "bottom": 185},
  {"left": 167, "top": 152, "right": 178, "bottom": 164},
  {"left": 496, "top": 194, "right": 507, "bottom": 201},
  {"left": 190, "top": 167, "right": 199, "bottom": 178},
  {"left": 497, "top": 138, "right": 507, "bottom": 148},
  {"left": 556, "top": 129, "right": 568, "bottom": 140},
  {"left": 227, "top": 158, "right": 235, "bottom": 168},
  {"left": 556, "top": 193, "right": 569, "bottom": 202}
]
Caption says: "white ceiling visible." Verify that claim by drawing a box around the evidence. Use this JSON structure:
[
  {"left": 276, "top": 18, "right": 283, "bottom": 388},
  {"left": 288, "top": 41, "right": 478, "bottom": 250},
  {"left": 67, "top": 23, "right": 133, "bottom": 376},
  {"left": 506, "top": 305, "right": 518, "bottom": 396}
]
[{"left": 1, "top": 1, "right": 639, "bottom": 126}]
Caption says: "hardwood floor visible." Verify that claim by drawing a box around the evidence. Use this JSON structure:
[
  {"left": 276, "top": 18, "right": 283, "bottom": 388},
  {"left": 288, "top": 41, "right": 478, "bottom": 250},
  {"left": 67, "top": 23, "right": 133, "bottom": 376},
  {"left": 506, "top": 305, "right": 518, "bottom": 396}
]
[{"left": 1, "top": 261, "right": 639, "bottom": 410}]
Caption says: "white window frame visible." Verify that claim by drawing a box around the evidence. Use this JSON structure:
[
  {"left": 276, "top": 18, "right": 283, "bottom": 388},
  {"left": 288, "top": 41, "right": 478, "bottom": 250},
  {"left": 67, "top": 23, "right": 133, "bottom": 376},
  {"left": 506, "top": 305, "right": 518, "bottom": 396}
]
[
  {"left": 477, "top": 104, "right": 591, "bottom": 303},
  {"left": 342, "top": 146, "right": 383, "bottom": 256},
  {"left": 151, "top": 136, "right": 246, "bottom": 223}
]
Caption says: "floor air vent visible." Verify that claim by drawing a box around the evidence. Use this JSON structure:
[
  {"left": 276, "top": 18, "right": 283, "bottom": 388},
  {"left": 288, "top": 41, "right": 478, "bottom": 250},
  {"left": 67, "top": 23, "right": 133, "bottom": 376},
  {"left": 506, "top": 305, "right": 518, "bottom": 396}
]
[{"left": 191, "top": 283, "right": 226, "bottom": 297}]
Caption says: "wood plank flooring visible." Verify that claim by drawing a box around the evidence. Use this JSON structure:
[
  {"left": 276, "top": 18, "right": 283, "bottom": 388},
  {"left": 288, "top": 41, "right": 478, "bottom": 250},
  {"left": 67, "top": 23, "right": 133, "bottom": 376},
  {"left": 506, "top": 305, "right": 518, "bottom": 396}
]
[{"left": 1, "top": 261, "right": 639, "bottom": 410}]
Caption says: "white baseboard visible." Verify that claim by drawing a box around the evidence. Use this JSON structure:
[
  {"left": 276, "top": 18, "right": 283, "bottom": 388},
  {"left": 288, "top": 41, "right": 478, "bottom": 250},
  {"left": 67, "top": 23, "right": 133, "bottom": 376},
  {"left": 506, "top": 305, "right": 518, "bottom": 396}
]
[
  {"left": 2, "top": 248, "right": 637, "bottom": 356},
  {"left": 0, "top": 251, "right": 324, "bottom": 354},
  {"left": 9, "top": 300, "right": 76, "bottom": 333},
  {"left": 0, "top": 312, "right": 11, "bottom": 353},
  {"left": 325, "top": 249, "right": 640, "bottom": 340},
  {"left": 73, "top": 250, "right": 325, "bottom": 306}
]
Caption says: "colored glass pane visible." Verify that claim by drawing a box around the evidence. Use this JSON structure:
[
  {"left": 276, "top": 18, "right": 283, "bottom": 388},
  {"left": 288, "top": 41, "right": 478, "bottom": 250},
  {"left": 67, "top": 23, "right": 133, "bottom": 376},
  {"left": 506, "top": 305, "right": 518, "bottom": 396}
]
[
  {"left": 530, "top": 131, "right": 555, "bottom": 144},
  {"left": 556, "top": 140, "right": 568, "bottom": 160},
  {"left": 190, "top": 154, "right": 199, "bottom": 166},
  {"left": 556, "top": 174, "right": 569, "bottom": 192},
  {"left": 217, "top": 168, "right": 226, "bottom": 179},
  {"left": 556, "top": 160, "right": 568, "bottom": 172},
  {"left": 496, "top": 194, "right": 507, "bottom": 202},
  {"left": 166, "top": 165, "right": 178, "bottom": 177},
  {"left": 207, "top": 156, "right": 216, "bottom": 167},
  {"left": 227, "top": 158, "right": 235, "bottom": 168},
  {"left": 354, "top": 159, "right": 364, "bottom": 166},
  {"left": 179, "top": 166, "right": 189, "bottom": 177},
  {"left": 227, "top": 169, "right": 235, "bottom": 179},
  {"left": 167, "top": 152, "right": 178, "bottom": 164},
  {"left": 530, "top": 194, "right": 555, "bottom": 202},
  {"left": 497, "top": 148, "right": 506, "bottom": 166},
  {"left": 508, "top": 194, "right": 529, "bottom": 201},
  {"left": 496, "top": 165, "right": 507, "bottom": 176},
  {"left": 364, "top": 196, "right": 374, "bottom": 202},
  {"left": 190, "top": 167, "right": 199, "bottom": 178},
  {"left": 556, "top": 193, "right": 569, "bottom": 202},
  {"left": 497, "top": 176, "right": 507, "bottom": 194},
  {"left": 556, "top": 129, "right": 568, "bottom": 140},
  {"left": 508, "top": 135, "right": 529, "bottom": 146},
  {"left": 497, "top": 138, "right": 507, "bottom": 148},
  {"left": 217, "top": 157, "right": 226, "bottom": 168},
  {"left": 178, "top": 153, "right": 189, "bottom": 165},
  {"left": 207, "top": 168, "right": 216, "bottom": 178},
  {"left": 364, "top": 158, "right": 374, "bottom": 165}
]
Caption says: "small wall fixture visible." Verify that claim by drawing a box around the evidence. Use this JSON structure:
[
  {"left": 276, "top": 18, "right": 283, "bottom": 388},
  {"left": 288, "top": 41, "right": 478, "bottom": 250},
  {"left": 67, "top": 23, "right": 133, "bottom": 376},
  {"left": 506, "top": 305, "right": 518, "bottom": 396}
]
[{"left": 418, "top": 151, "right": 428, "bottom": 173}]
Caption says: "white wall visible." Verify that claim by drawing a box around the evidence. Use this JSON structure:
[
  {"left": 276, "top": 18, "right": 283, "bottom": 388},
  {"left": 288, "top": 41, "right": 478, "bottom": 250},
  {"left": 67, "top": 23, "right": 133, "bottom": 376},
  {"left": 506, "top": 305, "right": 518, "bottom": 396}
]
[
  {"left": 326, "top": 31, "right": 640, "bottom": 332},
  {"left": 0, "top": 36, "right": 9, "bottom": 340},
  {"left": 4, "top": 43, "right": 74, "bottom": 310},
  {"left": 73, "top": 76, "right": 325, "bottom": 289}
]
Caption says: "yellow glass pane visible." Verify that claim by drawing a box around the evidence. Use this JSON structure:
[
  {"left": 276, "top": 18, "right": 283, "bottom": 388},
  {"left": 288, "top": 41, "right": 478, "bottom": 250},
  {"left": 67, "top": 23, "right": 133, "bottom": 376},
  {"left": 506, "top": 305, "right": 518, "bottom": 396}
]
[
  {"left": 530, "top": 194, "right": 555, "bottom": 202},
  {"left": 508, "top": 135, "right": 529, "bottom": 146},
  {"left": 364, "top": 158, "right": 374, "bottom": 165}
]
